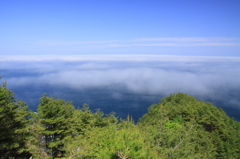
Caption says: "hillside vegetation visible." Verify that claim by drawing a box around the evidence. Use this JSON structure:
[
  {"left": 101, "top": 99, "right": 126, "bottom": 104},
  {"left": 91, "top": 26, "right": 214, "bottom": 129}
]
[{"left": 0, "top": 77, "right": 240, "bottom": 159}]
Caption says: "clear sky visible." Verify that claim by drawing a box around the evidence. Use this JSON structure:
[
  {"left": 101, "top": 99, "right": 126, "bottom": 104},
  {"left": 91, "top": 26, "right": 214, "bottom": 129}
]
[{"left": 1, "top": 0, "right": 240, "bottom": 57}]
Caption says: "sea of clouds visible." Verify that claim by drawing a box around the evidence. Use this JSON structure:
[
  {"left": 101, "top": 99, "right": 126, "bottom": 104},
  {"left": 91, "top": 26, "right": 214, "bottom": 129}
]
[{"left": 1, "top": 55, "right": 240, "bottom": 114}]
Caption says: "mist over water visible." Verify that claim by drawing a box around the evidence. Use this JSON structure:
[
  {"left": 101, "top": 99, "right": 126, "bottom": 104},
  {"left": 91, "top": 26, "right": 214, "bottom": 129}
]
[{"left": 1, "top": 59, "right": 240, "bottom": 121}]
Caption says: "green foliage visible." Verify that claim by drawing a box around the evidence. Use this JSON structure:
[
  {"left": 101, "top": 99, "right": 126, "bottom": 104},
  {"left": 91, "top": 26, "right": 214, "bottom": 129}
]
[
  {"left": 64, "top": 105, "right": 119, "bottom": 158},
  {"left": 65, "top": 123, "right": 158, "bottom": 159},
  {"left": 138, "top": 93, "right": 240, "bottom": 158},
  {"left": 165, "top": 115, "right": 183, "bottom": 129},
  {"left": 37, "top": 94, "right": 75, "bottom": 158},
  {"left": 0, "top": 77, "right": 32, "bottom": 158}
]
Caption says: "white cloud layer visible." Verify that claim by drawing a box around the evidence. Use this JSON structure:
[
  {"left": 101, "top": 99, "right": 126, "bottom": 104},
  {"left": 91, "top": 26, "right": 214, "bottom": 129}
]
[
  {"left": 1, "top": 55, "right": 240, "bottom": 62},
  {"left": 2, "top": 60, "right": 240, "bottom": 110}
]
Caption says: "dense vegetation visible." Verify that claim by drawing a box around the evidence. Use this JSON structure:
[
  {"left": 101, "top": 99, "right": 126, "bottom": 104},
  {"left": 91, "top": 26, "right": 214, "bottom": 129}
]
[{"left": 1, "top": 77, "right": 240, "bottom": 159}]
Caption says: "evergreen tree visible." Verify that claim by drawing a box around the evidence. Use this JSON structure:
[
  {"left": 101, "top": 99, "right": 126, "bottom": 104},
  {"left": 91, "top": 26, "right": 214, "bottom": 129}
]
[
  {"left": 64, "top": 105, "right": 119, "bottom": 158},
  {"left": 138, "top": 93, "right": 240, "bottom": 158},
  {"left": 37, "top": 94, "right": 75, "bottom": 158},
  {"left": 66, "top": 120, "right": 158, "bottom": 159},
  {"left": 0, "top": 77, "right": 32, "bottom": 158}
]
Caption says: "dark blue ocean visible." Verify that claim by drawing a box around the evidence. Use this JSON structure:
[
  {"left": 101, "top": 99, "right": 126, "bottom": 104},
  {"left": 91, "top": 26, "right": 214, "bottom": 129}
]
[
  {"left": 5, "top": 83, "right": 240, "bottom": 122},
  {"left": 8, "top": 83, "right": 161, "bottom": 122}
]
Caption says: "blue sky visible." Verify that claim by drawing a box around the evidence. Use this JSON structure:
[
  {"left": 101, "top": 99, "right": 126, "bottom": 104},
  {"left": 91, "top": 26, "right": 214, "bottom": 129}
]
[{"left": 1, "top": 0, "right": 240, "bottom": 57}]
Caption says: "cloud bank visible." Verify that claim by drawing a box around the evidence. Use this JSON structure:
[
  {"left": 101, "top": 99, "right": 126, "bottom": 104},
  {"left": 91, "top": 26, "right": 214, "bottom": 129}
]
[{"left": 2, "top": 58, "right": 240, "bottom": 111}]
